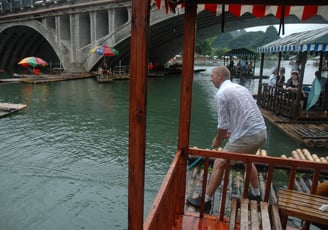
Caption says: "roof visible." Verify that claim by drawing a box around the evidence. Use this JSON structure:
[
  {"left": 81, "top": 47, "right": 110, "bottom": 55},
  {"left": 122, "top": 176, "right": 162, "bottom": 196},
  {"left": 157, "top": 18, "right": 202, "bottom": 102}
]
[
  {"left": 153, "top": 1, "right": 328, "bottom": 21},
  {"left": 257, "top": 26, "right": 328, "bottom": 53},
  {"left": 224, "top": 48, "right": 257, "bottom": 57}
]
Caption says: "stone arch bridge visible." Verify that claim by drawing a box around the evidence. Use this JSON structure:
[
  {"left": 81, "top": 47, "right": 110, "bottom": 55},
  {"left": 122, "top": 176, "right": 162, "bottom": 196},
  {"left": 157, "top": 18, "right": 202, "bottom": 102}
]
[{"left": 0, "top": 0, "right": 327, "bottom": 72}]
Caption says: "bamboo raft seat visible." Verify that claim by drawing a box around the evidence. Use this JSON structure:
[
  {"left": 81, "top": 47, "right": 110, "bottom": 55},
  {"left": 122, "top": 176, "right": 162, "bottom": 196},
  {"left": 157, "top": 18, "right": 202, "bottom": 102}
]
[
  {"left": 278, "top": 189, "right": 328, "bottom": 230},
  {"left": 229, "top": 198, "right": 282, "bottom": 230}
]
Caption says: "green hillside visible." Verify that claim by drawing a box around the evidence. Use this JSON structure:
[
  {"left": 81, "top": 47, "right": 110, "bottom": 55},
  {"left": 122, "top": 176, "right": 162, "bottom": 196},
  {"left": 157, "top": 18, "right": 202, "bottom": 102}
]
[{"left": 196, "top": 26, "right": 280, "bottom": 58}]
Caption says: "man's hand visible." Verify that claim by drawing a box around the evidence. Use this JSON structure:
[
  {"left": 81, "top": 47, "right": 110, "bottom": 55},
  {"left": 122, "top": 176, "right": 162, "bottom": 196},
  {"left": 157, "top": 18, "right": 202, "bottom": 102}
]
[{"left": 212, "top": 128, "right": 229, "bottom": 149}]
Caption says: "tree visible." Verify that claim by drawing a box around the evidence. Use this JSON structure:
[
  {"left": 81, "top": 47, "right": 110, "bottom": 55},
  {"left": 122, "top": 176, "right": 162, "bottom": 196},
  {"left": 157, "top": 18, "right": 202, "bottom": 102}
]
[
  {"left": 195, "top": 40, "right": 212, "bottom": 56},
  {"left": 213, "top": 47, "right": 230, "bottom": 58}
]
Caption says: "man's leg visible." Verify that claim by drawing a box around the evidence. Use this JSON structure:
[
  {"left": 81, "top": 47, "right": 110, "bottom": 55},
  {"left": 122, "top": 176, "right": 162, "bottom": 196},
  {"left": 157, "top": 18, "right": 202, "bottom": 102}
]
[
  {"left": 206, "top": 158, "right": 225, "bottom": 197},
  {"left": 186, "top": 158, "right": 225, "bottom": 212},
  {"left": 250, "top": 163, "right": 259, "bottom": 189}
]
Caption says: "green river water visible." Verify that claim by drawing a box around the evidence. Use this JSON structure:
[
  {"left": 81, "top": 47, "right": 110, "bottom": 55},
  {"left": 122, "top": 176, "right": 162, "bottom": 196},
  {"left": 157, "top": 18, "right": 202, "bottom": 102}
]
[{"left": 0, "top": 62, "right": 326, "bottom": 229}]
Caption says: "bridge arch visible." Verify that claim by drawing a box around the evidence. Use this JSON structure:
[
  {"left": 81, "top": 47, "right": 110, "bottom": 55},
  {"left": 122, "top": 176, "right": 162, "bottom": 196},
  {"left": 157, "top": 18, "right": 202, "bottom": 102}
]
[
  {"left": 0, "top": 22, "right": 60, "bottom": 71},
  {"left": 0, "top": 1, "right": 133, "bottom": 73}
]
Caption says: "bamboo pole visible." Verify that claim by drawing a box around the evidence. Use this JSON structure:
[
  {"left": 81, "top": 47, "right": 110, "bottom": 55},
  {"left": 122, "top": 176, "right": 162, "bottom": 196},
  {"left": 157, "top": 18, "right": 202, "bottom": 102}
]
[
  {"left": 297, "top": 177, "right": 310, "bottom": 193},
  {"left": 291, "top": 150, "right": 300, "bottom": 160},
  {"left": 303, "top": 149, "right": 314, "bottom": 161},
  {"left": 296, "top": 148, "right": 306, "bottom": 160},
  {"left": 312, "top": 154, "right": 321, "bottom": 162},
  {"left": 258, "top": 172, "right": 266, "bottom": 201}
]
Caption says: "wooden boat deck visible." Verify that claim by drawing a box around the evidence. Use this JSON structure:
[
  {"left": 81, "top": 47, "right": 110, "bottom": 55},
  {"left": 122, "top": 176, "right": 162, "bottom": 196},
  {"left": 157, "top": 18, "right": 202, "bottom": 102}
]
[
  {"left": 173, "top": 212, "right": 300, "bottom": 230},
  {"left": 260, "top": 107, "right": 328, "bottom": 148},
  {"left": 128, "top": 1, "right": 328, "bottom": 230},
  {"left": 173, "top": 214, "right": 229, "bottom": 230},
  {"left": 178, "top": 148, "right": 328, "bottom": 230}
]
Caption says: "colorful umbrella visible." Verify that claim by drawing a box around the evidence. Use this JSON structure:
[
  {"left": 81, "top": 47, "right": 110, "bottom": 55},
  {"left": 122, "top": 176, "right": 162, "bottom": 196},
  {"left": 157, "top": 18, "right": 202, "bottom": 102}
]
[
  {"left": 90, "top": 45, "right": 119, "bottom": 57},
  {"left": 18, "top": 57, "right": 48, "bottom": 67}
]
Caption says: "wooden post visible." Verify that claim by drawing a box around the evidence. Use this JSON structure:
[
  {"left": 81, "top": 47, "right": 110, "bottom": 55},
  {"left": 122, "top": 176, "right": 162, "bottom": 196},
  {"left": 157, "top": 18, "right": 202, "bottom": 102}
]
[
  {"left": 277, "top": 52, "right": 281, "bottom": 77},
  {"left": 257, "top": 53, "right": 265, "bottom": 105},
  {"left": 296, "top": 51, "right": 307, "bottom": 118},
  {"left": 176, "top": 0, "right": 197, "bottom": 215},
  {"left": 128, "top": 0, "right": 150, "bottom": 229},
  {"left": 178, "top": 1, "right": 196, "bottom": 150},
  {"left": 319, "top": 51, "right": 323, "bottom": 71}
]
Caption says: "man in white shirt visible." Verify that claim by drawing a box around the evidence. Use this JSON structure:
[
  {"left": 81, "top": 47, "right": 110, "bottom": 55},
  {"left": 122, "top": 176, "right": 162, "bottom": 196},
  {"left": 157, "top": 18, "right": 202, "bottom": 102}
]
[{"left": 187, "top": 66, "right": 267, "bottom": 213}]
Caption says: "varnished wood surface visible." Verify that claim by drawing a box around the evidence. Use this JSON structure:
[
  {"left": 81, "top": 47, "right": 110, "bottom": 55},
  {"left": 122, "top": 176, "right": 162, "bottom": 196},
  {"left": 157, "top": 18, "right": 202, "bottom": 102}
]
[
  {"left": 278, "top": 189, "right": 328, "bottom": 227},
  {"left": 174, "top": 213, "right": 229, "bottom": 230}
]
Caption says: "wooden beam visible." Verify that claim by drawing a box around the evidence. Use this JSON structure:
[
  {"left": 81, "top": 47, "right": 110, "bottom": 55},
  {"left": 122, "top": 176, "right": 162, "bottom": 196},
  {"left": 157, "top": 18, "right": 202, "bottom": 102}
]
[
  {"left": 175, "top": 0, "right": 198, "bottom": 217},
  {"left": 128, "top": 0, "right": 150, "bottom": 229}
]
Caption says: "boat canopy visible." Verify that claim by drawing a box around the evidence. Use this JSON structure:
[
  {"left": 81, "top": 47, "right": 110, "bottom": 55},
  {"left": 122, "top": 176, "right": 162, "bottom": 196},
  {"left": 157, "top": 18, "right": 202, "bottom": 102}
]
[
  {"left": 257, "top": 26, "right": 328, "bottom": 53},
  {"left": 153, "top": 0, "right": 328, "bottom": 21},
  {"left": 224, "top": 48, "right": 256, "bottom": 57}
]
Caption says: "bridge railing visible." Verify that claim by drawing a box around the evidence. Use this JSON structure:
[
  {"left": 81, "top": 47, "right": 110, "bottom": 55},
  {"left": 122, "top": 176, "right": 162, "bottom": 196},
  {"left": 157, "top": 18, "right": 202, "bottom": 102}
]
[{"left": 0, "top": 0, "right": 68, "bottom": 13}]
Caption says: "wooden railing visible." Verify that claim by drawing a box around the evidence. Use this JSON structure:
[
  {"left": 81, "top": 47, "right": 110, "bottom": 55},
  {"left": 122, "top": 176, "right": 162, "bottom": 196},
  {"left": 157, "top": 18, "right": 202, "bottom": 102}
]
[
  {"left": 144, "top": 147, "right": 328, "bottom": 229},
  {"left": 144, "top": 149, "right": 186, "bottom": 230},
  {"left": 257, "top": 83, "right": 301, "bottom": 119},
  {"left": 113, "top": 65, "right": 129, "bottom": 75}
]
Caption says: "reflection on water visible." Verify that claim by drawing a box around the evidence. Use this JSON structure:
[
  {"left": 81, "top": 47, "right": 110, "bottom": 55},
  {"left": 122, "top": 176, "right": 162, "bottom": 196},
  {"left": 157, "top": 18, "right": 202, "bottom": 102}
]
[{"left": 0, "top": 63, "right": 326, "bottom": 229}]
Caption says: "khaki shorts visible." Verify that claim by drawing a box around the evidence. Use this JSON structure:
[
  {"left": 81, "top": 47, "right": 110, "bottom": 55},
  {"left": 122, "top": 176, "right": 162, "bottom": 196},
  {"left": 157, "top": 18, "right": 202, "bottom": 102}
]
[{"left": 224, "top": 129, "right": 267, "bottom": 154}]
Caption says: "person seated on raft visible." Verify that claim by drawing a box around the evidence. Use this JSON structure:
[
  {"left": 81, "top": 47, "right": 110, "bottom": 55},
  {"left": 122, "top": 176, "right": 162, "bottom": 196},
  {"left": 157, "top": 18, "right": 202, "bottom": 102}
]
[
  {"left": 101, "top": 62, "right": 111, "bottom": 77},
  {"left": 286, "top": 70, "right": 309, "bottom": 109},
  {"left": 268, "top": 66, "right": 278, "bottom": 87},
  {"left": 286, "top": 70, "right": 307, "bottom": 96}
]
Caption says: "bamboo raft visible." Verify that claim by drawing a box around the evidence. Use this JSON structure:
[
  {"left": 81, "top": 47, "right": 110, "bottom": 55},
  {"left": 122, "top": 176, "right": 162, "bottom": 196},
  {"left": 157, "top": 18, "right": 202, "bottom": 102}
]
[
  {"left": 0, "top": 72, "right": 97, "bottom": 84},
  {"left": 0, "top": 102, "right": 27, "bottom": 118},
  {"left": 185, "top": 148, "right": 328, "bottom": 228},
  {"left": 96, "top": 73, "right": 130, "bottom": 82},
  {"left": 260, "top": 108, "right": 328, "bottom": 148}
]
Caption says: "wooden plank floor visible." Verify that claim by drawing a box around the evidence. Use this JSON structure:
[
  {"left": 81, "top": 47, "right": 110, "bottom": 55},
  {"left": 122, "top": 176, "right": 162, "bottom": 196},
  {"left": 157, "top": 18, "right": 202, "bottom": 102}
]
[
  {"left": 173, "top": 213, "right": 301, "bottom": 230},
  {"left": 173, "top": 213, "right": 229, "bottom": 230},
  {"left": 260, "top": 108, "right": 328, "bottom": 148}
]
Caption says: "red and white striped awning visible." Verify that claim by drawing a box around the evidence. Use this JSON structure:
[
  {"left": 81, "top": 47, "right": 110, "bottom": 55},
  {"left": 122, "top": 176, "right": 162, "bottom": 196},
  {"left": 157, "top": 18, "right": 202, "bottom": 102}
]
[{"left": 153, "top": 1, "right": 328, "bottom": 21}]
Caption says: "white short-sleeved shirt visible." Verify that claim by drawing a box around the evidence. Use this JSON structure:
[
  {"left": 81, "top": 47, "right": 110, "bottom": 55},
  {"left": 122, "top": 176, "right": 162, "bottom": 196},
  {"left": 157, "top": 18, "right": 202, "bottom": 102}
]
[
  {"left": 268, "top": 74, "right": 277, "bottom": 86},
  {"left": 215, "top": 80, "right": 266, "bottom": 142}
]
